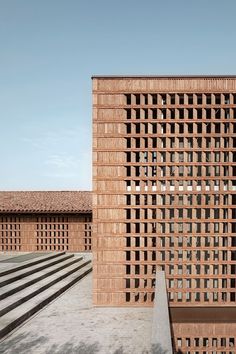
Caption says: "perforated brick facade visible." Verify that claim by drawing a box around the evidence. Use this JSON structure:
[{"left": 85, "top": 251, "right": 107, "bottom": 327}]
[
  {"left": 0, "top": 191, "right": 92, "bottom": 252},
  {"left": 92, "top": 76, "right": 236, "bottom": 352}
]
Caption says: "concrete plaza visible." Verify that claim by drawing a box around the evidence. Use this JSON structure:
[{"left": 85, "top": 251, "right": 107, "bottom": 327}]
[{"left": 0, "top": 271, "right": 154, "bottom": 354}]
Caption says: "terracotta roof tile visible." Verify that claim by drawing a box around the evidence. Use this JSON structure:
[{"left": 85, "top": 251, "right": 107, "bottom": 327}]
[{"left": 0, "top": 191, "right": 92, "bottom": 213}]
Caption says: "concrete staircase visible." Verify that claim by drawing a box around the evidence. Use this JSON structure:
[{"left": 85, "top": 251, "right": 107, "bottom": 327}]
[{"left": 0, "top": 252, "right": 92, "bottom": 339}]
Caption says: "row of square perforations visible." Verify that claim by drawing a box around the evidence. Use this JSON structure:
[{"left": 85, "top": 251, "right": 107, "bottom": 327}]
[{"left": 125, "top": 93, "right": 236, "bottom": 106}]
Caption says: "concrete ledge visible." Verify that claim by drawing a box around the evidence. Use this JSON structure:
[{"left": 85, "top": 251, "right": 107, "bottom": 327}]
[
  {"left": 0, "top": 252, "right": 66, "bottom": 277},
  {"left": 0, "top": 259, "right": 90, "bottom": 316},
  {"left": 0, "top": 257, "right": 83, "bottom": 300},
  {"left": 151, "top": 270, "right": 173, "bottom": 353},
  {"left": 0, "top": 254, "right": 74, "bottom": 288},
  {"left": 0, "top": 264, "right": 92, "bottom": 340}
]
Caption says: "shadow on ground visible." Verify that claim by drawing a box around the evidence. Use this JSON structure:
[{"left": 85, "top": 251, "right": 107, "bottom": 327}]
[
  {"left": 148, "top": 343, "right": 169, "bottom": 354},
  {"left": 45, "top": 341, "right": 101, "bottom": 354},
  {"left": 0, "top": 333, "right": 48, "bottom": 354},
  {"left": 44, "top": 342, "right": 169, "bottom": 354},
  {"left": 44, "top": 342, "right": 170, "bottom": 354},
  {"left": 0, "top": 334, "right": 169, "bottom": 354}
]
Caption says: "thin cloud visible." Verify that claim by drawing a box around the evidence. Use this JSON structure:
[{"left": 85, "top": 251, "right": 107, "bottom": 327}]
[
  {"left": 21, "top": 126, "right": 90, "bottom": 151},
  {"left": 44, "top": 154, "right": 79, "bottom": 169},
  {"left": 42, "top": 152, "right": 91, "bottom": 180}
]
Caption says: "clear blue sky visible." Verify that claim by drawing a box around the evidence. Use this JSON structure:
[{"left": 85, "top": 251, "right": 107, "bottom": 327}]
[{"left": 0, "top": 0, "right": 236, "bottom": 191}]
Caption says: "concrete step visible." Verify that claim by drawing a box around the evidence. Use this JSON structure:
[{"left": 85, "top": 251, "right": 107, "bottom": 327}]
[
  {"left": 0, "top": 253, "right": 74, "bottom": 288},
  {"left": 0, "top": 252, "right": 66, "bottom": 277},
  {"left": 0, "top": 258, "right": 91, "bottom": 317},
  {"left": 0, "top": 262, "right": 92, "bottom": 340},
  {"left": 0, "top": 256, "right": 83, "bottom": 300}
]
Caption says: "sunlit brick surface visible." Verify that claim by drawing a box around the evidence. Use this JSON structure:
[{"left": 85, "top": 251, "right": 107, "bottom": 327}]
[{"left": 93, "top": 76, "right": 236, "bottom": 352}]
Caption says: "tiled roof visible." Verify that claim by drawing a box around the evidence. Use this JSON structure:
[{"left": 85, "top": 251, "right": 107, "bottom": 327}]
[{"left": 0, "top": 191, "right": 92, "bottom": 213}]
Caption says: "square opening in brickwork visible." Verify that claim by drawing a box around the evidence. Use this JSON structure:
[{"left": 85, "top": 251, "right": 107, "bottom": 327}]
[
  {"left": 152, "top": 94, "right": 157, "bottom": 105},
  {"left": 215, "top": 94, "right": 221, "bottom": 104},
  {"left": 179, "top": 95, "right": 184, "bottom": 104},
  {"left": 188, "top": 94, "right": 193, "bottom": 104},
  {"left": 125, "top": 94, "right": 131, "bottom": 105},
  {"left": 197, "top": 94, "right": 202, "bottom": 104}
]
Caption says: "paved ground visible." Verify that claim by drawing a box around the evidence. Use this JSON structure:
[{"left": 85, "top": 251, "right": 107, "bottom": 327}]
[{"left": 0, "top": 255, "right": 154, "bottom": 354}]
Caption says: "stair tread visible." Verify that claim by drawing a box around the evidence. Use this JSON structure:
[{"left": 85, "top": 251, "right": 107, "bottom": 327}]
[
  {"left": 0, "top": 263, "right": 92, "bottom": 330},
  {"left": 0, "top": 256, "right": 83, "bottom": 297},
  {"left": 0, "top": 254, "right": 74, "bottom": 287},
  {"left": 0, "top": 252, "right": 65, "bottom": 276},
  {"left": 0, "top": 259, "right": 91, "bottom": 313}
]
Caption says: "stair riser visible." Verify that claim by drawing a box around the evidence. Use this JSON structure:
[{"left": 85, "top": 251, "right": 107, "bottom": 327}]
[
  {"left": 0, "top": 257, "right": 83, "bottom": 300},
  {"left": 0, "top": 255, "right": 74, "bottom": 288},
  {"left": 0, "top": 252, "right": 66, "bottom": 277},
  {"left": 0, "top": 260, "right": 91, "bottom": 317},
  {"left": 0, "top": 267, "right": 92, "bottom": 340}
]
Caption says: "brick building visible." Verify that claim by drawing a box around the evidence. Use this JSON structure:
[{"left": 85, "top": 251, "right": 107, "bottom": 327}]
[
  {"left": 92, "top": 76, "right": 236, "bottom": 352},
  {"left": 0, "top": 191, "right": 92, "bottom": 252}
]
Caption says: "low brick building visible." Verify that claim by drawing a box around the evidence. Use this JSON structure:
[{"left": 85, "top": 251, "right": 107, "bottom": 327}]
[{"left": 0, "top": 191, "right": 92, "bottom": 252}]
